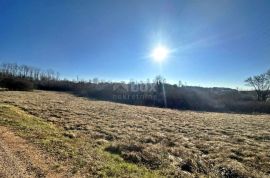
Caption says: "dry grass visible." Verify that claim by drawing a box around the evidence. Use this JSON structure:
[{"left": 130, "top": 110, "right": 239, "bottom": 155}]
[
  {"left": 0, "top": 104, "right": 160, "bottom": 177},
  {"left": 0, "top": 90, "right": 270, "bottom": 177}
]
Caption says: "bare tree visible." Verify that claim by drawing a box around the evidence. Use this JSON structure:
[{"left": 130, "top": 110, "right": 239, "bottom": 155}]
[
  {"left": 93, "top": 78, "right": 99, "bottom": 84},
  {"left": 33, "top": 68, "right": 41, "bottom": 80},
  {"left": 245, "top": 70, "right": 270, "bottom": 101}
]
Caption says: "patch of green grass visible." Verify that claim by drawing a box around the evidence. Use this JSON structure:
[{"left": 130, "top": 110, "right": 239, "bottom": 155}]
[
  {"left": 0, "top": 104, "right": 75, "bottom": 159},
  {"left": 0, "top": 104, "right": 84, "bottom": 172},
  {"left": 96, "top": 146, "right": 164, "bottom": 178},
  {"left": 0, "top": 104, "right": 163, "bottom": 177}
]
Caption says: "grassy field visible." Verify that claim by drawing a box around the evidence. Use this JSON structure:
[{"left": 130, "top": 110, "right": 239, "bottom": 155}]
[{"left": 0, "top": 90, "right": 270, "bottom": 177}]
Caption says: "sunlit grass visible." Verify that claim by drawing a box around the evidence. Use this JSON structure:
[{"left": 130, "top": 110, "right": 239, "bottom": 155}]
[
  {"left": 0, "top": 104, "right": 163, "bottom": 177},
  {"left": 1, "top": 91, "right": 270, "bottom": 177}
]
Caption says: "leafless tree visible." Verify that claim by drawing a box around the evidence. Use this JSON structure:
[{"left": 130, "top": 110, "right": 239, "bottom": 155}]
[
  {"left": 0, "top": 63, "right": 61, "bottom": 82},
  {"left": 245, "top": 70, "right": 270, "bottom": 101}
]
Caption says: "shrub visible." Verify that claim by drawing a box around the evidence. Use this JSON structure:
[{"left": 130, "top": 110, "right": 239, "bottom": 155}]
[{"left": 0, "top": 77, "right": 34, "bottom": 91}]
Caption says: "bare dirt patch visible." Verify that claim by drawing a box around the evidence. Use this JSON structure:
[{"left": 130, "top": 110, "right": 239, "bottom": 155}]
[{"left": 0, "top": 126, "right": 65, "bottom": 178}]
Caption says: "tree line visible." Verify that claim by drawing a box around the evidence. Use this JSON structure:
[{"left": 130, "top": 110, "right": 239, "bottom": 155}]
[
  {"left": 1, "top": 63, "right": 270, "bottom": 113},
  {"left": 0, "top": 63, "right": 60, "bottom": 81}
]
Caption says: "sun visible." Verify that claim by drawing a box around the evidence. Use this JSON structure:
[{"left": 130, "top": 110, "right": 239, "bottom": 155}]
[{"left": 151, "top": 45, "right": 169, "bottom": 62}]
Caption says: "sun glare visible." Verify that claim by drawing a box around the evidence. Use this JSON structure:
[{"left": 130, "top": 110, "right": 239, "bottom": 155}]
[{"left": 151, "top": 46, "right": 169, "bottom": 62}]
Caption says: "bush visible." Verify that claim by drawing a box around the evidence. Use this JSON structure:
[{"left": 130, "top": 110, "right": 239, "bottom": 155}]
[{"left": 0, "top": 77, "right": 34, "bottom": 91}]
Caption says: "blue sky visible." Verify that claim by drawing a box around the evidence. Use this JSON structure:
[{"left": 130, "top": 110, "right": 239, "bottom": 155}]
[{"left": 0, "top": 0, "right": 270, "bottom": 88}]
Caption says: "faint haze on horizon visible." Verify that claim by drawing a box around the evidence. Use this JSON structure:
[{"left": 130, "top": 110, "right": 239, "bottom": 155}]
[{"left": 0, "top": 0, "right": 270, "bottom": 89}]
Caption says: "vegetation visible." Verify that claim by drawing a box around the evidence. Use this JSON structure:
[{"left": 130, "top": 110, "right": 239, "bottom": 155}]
[
  {"left": 245, "top": 69, "right": 270, "bottom": 102},
  {"left": 1, "top": 63, "right": 270, "bottom": 113},
  {"left": 0, "top": 103, "right": 162, "bottom": 177},
  {"left": 0, "top": 91, "right": 269, "bottom": 177},
  {"left": 0, "top": 77, "right": 34, "bottom": 91}
]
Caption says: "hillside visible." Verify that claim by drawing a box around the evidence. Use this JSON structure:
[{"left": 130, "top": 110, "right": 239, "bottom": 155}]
[{"left": 0, "top": 90, "right": 270, "bottom": 177}]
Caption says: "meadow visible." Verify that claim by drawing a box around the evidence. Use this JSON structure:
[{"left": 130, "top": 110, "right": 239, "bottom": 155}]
[{"left": 0, "top": 90, "right": 269, "bottom": 177}]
